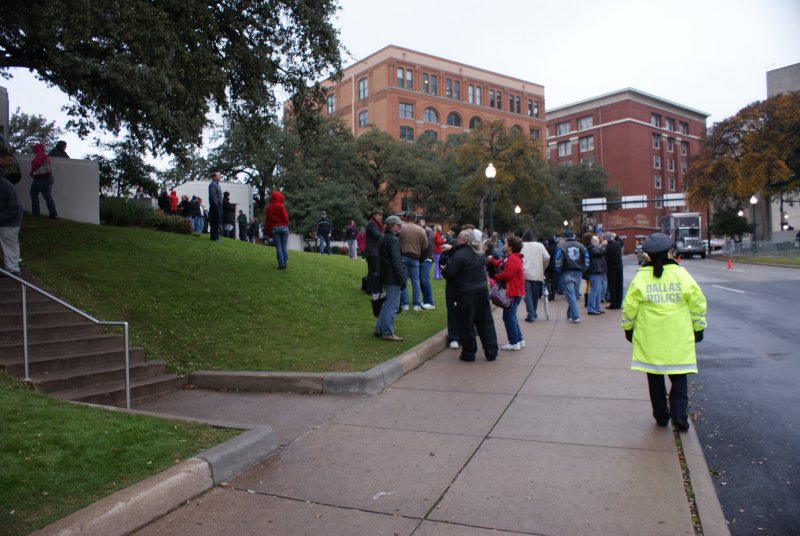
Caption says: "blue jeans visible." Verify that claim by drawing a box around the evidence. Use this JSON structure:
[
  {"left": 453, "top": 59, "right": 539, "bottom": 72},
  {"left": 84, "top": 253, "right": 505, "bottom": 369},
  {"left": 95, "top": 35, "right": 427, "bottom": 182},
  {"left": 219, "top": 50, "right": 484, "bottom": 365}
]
[
  {"left": 318, "top": 235, "right": 331, "bottom": 254},
  {"left": 192, "top": 216, "right": 204, "bottom": 233},
  {"left": 376, "top": 284, "right": 401, "bottom": 336},
  {"left": 30, "top": 177, "right": 57, "bottom": 217},
  {"left": 560, "top": 270, "right": 583, "bottom": 320},
  {"left": 401, "top": 256, "right": 421, "bottom": 307},
  {"left": 272, "top": 226, "right": 289, "bottom": 267},
  {"left": 588, "top": 273, "right": 604, "bottom": 313},
  {"left": 523, "top": 280, "right": 542, "bottom": 321},
  {"left": 419, "top": 259, "right": 434, "bottom": 305},
  {"left": 502, "top": 296, "right": 523, "bottom": 344}
]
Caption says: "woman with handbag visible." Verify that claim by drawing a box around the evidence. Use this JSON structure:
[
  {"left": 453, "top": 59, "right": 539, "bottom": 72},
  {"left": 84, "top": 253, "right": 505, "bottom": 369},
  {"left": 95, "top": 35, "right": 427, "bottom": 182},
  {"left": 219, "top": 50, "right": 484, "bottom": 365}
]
[
  {"left": 29, "top": 143, "right": 58, "bottom": 218},
  {"left": 488, "top": 235, "right": 525, "bottom": 351}
]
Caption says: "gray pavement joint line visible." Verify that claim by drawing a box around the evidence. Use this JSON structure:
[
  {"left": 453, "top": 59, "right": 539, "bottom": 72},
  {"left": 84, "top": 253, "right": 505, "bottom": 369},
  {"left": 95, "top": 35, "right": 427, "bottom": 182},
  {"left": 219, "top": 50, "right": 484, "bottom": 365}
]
[{"left": 673, "top": 429, "right": 704, "bottom": 536}]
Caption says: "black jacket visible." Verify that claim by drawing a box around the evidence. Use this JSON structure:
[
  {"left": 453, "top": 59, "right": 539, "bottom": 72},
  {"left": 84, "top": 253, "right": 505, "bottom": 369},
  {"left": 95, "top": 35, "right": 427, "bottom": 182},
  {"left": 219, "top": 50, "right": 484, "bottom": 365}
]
[
  {"left": 222, "top": 198, "right": 236, "bottom": 224},
  {"left": 365, "top": 218, "right": 383, "bottom": 257},
  {"left": 605, "top": 239, "right": 623, "bottom": 269},
  {"left": 588, "top": 244, "right": 607, "bottom": 274},
  {"left": 442, "top": 243, "right": 489, "bottom": 295},
  {"left": 378, "top": 231, "right": 406, "bottom": 286}
]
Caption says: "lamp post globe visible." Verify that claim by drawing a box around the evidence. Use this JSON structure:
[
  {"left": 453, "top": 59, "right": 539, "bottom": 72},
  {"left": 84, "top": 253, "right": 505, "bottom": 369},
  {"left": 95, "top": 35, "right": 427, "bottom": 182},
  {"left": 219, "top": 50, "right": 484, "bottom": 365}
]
[{"left": 485, "top": 163, "right": 496, "bottom": 235}]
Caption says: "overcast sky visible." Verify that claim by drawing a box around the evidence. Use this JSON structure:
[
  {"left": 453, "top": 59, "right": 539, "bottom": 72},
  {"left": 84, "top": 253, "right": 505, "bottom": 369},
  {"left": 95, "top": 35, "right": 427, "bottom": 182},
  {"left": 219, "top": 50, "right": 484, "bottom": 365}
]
[{"left": 3, "top": 0, "right": 799, "bottom": 162}]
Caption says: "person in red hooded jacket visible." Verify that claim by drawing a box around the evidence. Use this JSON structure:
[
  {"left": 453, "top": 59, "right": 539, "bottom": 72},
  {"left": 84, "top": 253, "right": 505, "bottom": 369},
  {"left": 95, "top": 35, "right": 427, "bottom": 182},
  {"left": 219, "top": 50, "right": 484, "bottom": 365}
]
[
  {"left": 29, "top": 143, "right": 58, "bottom": 218},
  {"left": 264, "top": 190, "right": 290, "bottom": 269},
  {"left": 489, "top": 235, "right": 526, "bottom": 350}
]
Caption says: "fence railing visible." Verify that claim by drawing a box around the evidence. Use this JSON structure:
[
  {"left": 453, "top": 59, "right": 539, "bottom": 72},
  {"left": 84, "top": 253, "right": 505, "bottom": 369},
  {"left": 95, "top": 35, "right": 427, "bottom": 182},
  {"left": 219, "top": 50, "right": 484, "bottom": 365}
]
[
  {"left": 0, "top": 268, "right": 132, "bottom": 409},
  {"left": 721, "top": 239, "right": 800, "bottom": 258}
]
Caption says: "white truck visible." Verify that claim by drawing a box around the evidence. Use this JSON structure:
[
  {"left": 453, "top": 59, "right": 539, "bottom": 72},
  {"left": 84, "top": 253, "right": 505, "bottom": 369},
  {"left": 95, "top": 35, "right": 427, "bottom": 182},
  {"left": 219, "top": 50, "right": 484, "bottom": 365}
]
[{"left": 659, "top": 212, "right": 705, "bottom": 259}]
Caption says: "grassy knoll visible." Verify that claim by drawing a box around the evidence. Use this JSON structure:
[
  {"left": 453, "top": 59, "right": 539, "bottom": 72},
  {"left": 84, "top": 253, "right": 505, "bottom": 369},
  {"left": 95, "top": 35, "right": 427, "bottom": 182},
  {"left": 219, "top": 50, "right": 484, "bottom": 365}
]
[
  {"left": 0, "top": 372, "right": 238, "bottom": 536},
  {"left": 18, "top": 216, "right": 447, "bottom": 373}
]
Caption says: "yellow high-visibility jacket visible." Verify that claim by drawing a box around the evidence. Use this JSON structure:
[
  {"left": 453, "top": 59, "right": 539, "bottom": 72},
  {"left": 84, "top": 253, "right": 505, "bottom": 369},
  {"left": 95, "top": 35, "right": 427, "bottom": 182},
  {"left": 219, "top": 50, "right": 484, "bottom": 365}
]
[{"left": 621, "top": 264, "right": 707, "bottom": 374}]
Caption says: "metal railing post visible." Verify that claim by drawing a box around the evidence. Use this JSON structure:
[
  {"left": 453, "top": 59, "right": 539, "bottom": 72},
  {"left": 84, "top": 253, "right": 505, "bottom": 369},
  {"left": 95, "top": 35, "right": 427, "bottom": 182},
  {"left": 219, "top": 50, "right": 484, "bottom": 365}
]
[
  {"left": 124, "top": 322, "right": 131, "bottom": 409},
  {"left": 21, "top": 284, "right": 29, "bottom": 381}
]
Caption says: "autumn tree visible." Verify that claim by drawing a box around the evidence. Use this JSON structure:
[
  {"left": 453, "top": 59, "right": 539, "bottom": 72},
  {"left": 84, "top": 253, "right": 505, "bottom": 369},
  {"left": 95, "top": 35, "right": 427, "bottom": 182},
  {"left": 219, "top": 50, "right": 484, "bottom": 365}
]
[
  {"left": 0, "top": 0, "right": 343, "bottom": 157},
  {"left": 8, "top": 108, "right": 63, "bottom": 153}
]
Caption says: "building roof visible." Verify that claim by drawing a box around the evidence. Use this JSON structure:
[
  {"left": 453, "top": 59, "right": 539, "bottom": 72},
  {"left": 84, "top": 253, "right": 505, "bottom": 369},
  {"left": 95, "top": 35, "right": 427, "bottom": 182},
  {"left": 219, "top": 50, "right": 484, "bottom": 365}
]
[{"left": 546, "top": 87, "right": 709, "bottom": 121}]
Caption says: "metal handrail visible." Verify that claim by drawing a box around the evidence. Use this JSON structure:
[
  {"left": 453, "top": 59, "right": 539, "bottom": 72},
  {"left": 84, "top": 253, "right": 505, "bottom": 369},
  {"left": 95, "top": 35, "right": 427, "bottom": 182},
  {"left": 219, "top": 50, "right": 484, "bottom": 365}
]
[{"left": 0, "top": 268, "right": 132, "bottom": 409}]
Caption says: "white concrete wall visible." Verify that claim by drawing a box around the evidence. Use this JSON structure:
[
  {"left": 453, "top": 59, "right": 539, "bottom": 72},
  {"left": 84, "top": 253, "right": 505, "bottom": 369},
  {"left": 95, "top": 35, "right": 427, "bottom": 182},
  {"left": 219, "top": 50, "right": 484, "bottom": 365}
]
[{"left": 13, "top": 154, "right": 100, "bottom": 224}]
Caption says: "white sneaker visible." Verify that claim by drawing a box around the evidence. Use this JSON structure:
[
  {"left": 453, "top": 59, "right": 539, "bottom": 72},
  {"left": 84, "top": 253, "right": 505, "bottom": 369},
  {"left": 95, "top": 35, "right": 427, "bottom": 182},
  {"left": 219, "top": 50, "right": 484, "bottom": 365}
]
[
  {"left": 401, "top": 305, "right": 409, "bottom": 311},
  {"left": 520, "top": 340, "right": 526, "bottom": 348},
  {"left": 421, "top": 303, "right": 435, "bottom": 310},
  {"left": 413, "top": 305, "right": 422, "bottom": 311},
  {"left": 501, "top": 343, "right": 521, "bottom": 351},
  {"left": 449, "top": 341, "right": 459, "bottom": 349},
  {"left": 568, "top": 318, "right": 581, "bottom": 324}
]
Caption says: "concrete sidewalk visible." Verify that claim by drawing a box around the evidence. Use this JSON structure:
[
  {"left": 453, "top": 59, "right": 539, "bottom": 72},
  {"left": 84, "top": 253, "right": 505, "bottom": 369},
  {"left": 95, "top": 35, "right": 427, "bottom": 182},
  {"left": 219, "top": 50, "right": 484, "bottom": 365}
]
[{"left": 131, "top": 297, "right": 729, "bottom": 536}]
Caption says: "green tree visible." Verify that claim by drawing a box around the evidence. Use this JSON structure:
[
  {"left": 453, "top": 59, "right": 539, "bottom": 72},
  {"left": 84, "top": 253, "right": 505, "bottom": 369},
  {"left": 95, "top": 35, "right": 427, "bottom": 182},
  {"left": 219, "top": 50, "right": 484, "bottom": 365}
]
[
  {"left": 8, "top": 108, "right": 63, "bottom": 153},
  {"left": 0, "top": 0, "right": 343, "bottom": 157},
  {"left": 709, "top": 206, "right": 753, "bottom": 240},
  {"left": 88, "top": 137, "right": 158, "bottom": 197},
  {"left": 548, "top": 161, "right": 620, "bottom": 232},
  {"left": 158, "top": 151, "right": 210, "bottom": 190}
]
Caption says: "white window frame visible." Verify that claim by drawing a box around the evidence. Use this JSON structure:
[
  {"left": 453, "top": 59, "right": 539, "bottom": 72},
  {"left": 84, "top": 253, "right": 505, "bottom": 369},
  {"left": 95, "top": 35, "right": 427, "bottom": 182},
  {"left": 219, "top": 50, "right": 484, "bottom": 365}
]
[
  {"left": 579, "top": 135, "right": 594, "bottom": 152},
  {"left": 358, "top": 109, "right": 368, "bottom": 127},
  {"left": 652, "top": 134, "right": 660, "bottom": 149},
  {"left": 577, "top": 116, "right": 593, "bottom": 131},
  {"left": 399, "top": 103, "right": 414, "bottom": 120},
  {"left": 653, "top": 155, "right": 661, "bottom": 169},
  {"left": 358, "top": 78, "right": 368, "bottom": 100},
  {"left": 558, "top": 141, "right": 572, "bottom": 157},
  {"left": 654, "top": 174, "right": 662, "bottom": 189},
  {"left": 556, "top": 121, "right": 570, "bottom": 136}
]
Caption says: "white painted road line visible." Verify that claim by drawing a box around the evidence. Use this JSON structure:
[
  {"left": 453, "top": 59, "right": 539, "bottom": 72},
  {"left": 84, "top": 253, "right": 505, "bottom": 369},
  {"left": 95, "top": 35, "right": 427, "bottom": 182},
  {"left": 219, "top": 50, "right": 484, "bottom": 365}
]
[{"left": 712, "top": 285, "right": 746, "bottom": 294}]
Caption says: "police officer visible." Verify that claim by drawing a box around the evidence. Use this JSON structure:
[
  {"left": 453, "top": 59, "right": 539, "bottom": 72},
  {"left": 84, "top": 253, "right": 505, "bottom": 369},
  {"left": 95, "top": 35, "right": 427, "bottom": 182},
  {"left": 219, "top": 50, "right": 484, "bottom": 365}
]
[{"left": 621, "top": 232, "right": 707, "bottom": 431}]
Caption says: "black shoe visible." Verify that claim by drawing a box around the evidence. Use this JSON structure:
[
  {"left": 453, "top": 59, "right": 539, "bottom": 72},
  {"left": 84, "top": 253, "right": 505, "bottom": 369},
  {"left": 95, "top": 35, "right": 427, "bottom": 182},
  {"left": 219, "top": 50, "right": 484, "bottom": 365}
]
[
  {"left": 656, "top": 419, "right": 669, "bottom": 427},
  {"left": 485, "top": 355, "right": 497, "bottom": 361},
  {"left": 373, "top": 331, "right": 382, "bottom": 338},
  {"left": 459, "top": 354, "right": 476, "bottom": 362},
  {"left": 673, "top": 420, "right": 690, "bottom": 432}
]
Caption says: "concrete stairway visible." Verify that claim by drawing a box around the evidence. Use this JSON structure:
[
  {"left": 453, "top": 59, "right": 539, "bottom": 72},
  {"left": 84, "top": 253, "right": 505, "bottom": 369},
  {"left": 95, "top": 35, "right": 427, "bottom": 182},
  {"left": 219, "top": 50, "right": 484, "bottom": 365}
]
[{"left": 0, "top": 272, "right": 186, "bottom": 405}]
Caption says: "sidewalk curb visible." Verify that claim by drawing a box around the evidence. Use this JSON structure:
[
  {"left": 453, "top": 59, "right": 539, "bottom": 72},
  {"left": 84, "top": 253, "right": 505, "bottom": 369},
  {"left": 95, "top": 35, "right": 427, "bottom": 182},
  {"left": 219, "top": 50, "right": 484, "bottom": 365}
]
[
  {"left": 684, "top": 428, "right": 731, "bottom": 536},
  {"left": 190, "top": 329, "right": 448, "bottom": 395}
]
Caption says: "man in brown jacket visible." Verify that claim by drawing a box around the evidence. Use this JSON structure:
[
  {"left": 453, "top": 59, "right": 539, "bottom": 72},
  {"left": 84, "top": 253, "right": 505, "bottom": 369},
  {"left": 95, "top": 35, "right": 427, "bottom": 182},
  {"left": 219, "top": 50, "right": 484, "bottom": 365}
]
[{"left": 398, "top": 213, "right": 428, "bottom": 311}]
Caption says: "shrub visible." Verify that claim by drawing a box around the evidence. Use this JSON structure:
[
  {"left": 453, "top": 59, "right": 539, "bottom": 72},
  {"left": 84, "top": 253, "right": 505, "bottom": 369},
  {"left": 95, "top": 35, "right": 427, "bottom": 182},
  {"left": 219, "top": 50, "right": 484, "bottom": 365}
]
[{"left": 100, "top": 197, "right": 192, "bottom": 235}]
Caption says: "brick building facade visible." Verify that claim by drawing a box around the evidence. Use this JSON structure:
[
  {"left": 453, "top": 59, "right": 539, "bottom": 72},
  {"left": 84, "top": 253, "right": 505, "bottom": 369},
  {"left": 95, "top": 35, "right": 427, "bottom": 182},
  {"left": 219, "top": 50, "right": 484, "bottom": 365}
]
[{"left": 546, "top": 89, "right": 708, "bottom": 251}]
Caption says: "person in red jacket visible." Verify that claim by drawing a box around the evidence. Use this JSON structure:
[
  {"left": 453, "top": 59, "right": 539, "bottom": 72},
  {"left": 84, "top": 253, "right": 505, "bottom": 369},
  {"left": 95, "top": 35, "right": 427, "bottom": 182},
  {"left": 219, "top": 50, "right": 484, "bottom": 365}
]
[
  {"left": 264, "top": 190, "right": 290, "bottom": 269},
  {"left": 489, "top": 235, "right": 526, "bottom": 350},
  {"left": 168, "top": 190, "right": 179, "bottom": 215},
  {"left": 433, "top": 224, "right": 447, "bottom": 279}
]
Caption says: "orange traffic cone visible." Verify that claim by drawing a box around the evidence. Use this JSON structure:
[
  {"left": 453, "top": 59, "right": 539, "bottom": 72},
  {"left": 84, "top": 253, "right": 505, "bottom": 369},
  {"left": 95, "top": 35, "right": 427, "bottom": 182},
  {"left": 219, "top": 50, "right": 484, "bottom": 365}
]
[
  {"left": 726, "top": 259, "right": 732, "bottom": 270},
  {"left": 676, "top": 255, "right": 681, "bottom": 264}
]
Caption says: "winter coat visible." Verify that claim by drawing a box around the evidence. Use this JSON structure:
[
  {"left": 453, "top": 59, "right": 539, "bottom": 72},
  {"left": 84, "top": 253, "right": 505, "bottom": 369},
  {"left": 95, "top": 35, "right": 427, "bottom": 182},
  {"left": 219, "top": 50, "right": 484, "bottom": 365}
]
[
  {"left": 521, "top": 241, "right": 550, "bottom": 282},
  {"left": 378, "top": 230, "right": 406, "bottom": 286},
  {"left": 442, "top": 243, "right": 489, "bottom": 296},
  {"left": 555, "top": 239, "right": 589, "bottom": 273},
  {"left": 365, "top": 217, "right": 383, "bottom": 257},
  {"left": 264, "top": 191, "right": 289, "bottom": 237},
  {"left": 588, "top": 244, "right": 607, "bottom": 274},
  {"left": 30, "top": 144, "right": 52, "bottom": 179},
  {"left": 490, "top": 252, "right": 525, "bottom": 297}
]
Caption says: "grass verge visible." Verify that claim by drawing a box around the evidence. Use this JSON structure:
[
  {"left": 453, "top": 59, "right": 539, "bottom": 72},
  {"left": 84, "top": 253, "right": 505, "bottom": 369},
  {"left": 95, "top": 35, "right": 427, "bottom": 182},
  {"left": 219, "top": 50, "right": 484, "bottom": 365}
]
[
  {"left": 18, "top": 216, "right": 447, "bottom": 373},
  {"left": 0, "top": 372, "right": 238, "bottom": 536}
]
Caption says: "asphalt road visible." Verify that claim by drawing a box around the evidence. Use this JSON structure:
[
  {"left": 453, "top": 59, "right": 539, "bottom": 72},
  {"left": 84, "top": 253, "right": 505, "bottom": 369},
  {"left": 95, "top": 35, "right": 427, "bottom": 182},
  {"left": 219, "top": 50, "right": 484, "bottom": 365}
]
[{"left": 660, "top": 257, "right": 800, "bottom": 536}]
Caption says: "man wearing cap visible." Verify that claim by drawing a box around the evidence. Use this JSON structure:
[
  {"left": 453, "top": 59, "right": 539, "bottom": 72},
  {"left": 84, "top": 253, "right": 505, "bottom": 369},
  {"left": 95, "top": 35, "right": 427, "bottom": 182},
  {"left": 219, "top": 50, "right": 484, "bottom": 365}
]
[
  {"left": 555, "top": 230, "right": 589, "bottom": 323},
  {"left": 364, "top": 209, "right": 383, "bottom": 294},
  {"left": 0, "top": 148, "right": 23, "bottom": 276},
  {"left": 375, "top": 215, "right": 406, "bottom": 341},
  {"left": 622, "top": 232, "right": 707, "bottom": 431},
  {"left": 316, "top": 211, "right": 333, "bottom": 255}
]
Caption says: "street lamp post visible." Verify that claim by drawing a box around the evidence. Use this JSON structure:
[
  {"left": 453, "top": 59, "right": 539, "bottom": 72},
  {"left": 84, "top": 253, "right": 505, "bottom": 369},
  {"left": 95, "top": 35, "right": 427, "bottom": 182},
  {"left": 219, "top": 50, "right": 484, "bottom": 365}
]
[
  {"left": 514, "top": 205, "right": 521, "bottom": 233},
  {"left": 485, "top": 163, "right": 496, "bottom": 235},
  {"left": 750, "top": 194, "right": 758, "bottom": 242}
]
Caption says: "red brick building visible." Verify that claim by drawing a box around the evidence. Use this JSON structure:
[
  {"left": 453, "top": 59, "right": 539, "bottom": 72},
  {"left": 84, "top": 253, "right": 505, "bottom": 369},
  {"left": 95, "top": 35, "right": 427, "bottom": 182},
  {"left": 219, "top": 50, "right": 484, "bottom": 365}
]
[
  {"left": 546, "top": 89, "right": 708, "bottom": 251},
  {"left": 322, "top": 45, "right": 547, "bottom": 153}
]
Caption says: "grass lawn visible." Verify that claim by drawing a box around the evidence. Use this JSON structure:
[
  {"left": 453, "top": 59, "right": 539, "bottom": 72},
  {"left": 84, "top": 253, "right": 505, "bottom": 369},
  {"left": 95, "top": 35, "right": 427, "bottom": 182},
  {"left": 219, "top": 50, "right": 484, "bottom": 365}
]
[
  {"left": 727, "top": 254, "right": 800, "bottom": 267},
  {"left": 0, "top": 372, "right": 238, "bottom": 536},
  {"left": 18, "top": 217, "right": 447, "bottom": 373}
]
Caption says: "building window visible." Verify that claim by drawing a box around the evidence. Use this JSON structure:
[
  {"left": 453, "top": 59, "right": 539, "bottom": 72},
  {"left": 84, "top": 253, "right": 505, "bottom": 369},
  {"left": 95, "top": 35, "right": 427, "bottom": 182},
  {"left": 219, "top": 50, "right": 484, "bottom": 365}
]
[
  {"left": 454, "top": 81, "right": 461, "bottom": 100},
  {"left": 509, "top": 95, "right": 514, "bottom": 112},
  {"left": 401, "top": 196, "right": 411, "bottom": 212},
  {"left": 511, "top": 125, "right": 523, "bottom": 134},
  {"left": 530, "top": 127, "right": 540, "bottom": 139},
  {"left": 326, "top": 94, "right": 335, "bottom": 114},
  {"left": 468, "top": 85, "right": 474, "bottom": 104},
  {"left": 582, "top": 155, "right": 596, "bottom": 166},
  {"left": 651, "top": 113, "right": 661, "bottom": 127},
  {"left": 489, "top": 90, "right": 495, "bottom": 108},
  {"left": 577, "top": 116, "right": 593, "bottom": 131},
  {"left": 496, "top": 92, "right": 502, "bottom": 110},
  {"left": 431, "top": 75, "right": 438, "bottom": 95},
  {"left": 476, "top": 86, "right": 482, "bottom": 106},
  {"left": 527, "top": 99, "right": 533, "bottom": 117},
  {"left": 399, "top": 126, "right": 414, "bottom": 141},
  {"left": 669, "top": 175, "right": 676, "bottom": 191},
  {"left": 516, "top": 96, "right": 521, "bottom": 114},
  {"left": 681, "top": 142, "right": 688, "bottom": 156},
  {"left": 681, "top": 160, "right": 688, "bottom": 173},
  {"left": 655, "top": 193, "right": 663, "bottom": 209},
  {"left": 652, "top": 134, "right": 661, "bottom": 149},
  {"left": 665, "top": 118, "right": 675, "bottom": 131},
  {"left": 422, "top": 73, "right": 429, "bottom": 94},
  {"left": 446, "top": 112, "right": 462, "bottom": 127},
  {"left": 358, "top": 109, "right": 368, "bottom": 127},
  {"left": 406, "top": 69, "right": 413, "bottom": 90},
  {"left": 446, "top": 79, "right": 453, "bottom": 98},
  {"left": 469, "top": 116, "right": 482, "bottom": 129},
  {"left": 534, "top": 100, "right": 540, "bottom": 118},
  {"left": 424, "top": 130, "right": 438, "bottom": 139},
  {"left": 557, "top": 141, "right": 572, "bottom": 157},
  {"left": 423, "top": 107, "right": 439, "bottom": 123},
  {"left": 399, "top": 103, "right": 414, "bottom": 119},
  {"left": 397, "top": 67, "right": 404, "bottom": 88},
  {"left": 556, "top": 121, "right": 570, "bottom": 136},
  {"left": 679, "top": 121, "right": 688, "bottom": 135},
  {"left": 654, "top": 174, "right": 662, "bottom": 189},
  {"left": 668, "top": 158, "right": 675, "bottom": 172},
  {"left": 667, "top": 138, "right": 674, "bottom": 152},
  {"left": 579, "top": 135, "right": 594, "bottom": 152},
  {"left": 358, "top": 77, "right": 368, "bottom": 100},
  {"left": 653, "top": 155, "right": 661, "bottom": 169}
]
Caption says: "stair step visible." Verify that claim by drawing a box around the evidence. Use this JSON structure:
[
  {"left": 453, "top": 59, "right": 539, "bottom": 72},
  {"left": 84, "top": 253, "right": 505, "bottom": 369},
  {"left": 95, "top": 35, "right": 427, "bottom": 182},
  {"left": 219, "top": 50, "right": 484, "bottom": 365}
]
[
  {"left": 50, "top": 374, "right": 188, "bottom": 406},
  {"left": 0, "top": 334, "right": 126, "bottom": 359},
  {"left": 0, "top": 346, "right": 146, "bottom": 376},
  {"left": 0, "top": 300, "right": 68, "bottom": 314},
  {"left": 30, "top": 360, "right": 167, "bottom": 393},
  {"left": 0, "top": 310, "right": 89, "bottom": 328},
  {"left": 0, "top": 321, "right": 106, "bottom": 343}
]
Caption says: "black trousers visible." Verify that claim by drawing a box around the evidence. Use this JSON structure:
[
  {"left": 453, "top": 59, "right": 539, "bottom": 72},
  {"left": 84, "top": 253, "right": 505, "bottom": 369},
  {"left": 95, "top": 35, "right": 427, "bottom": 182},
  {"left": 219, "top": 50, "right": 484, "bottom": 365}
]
[
  {"left": 607, "top": 266, "right": 623, "bottom": 308},
  {"left": 365, "top": 256, "right": 380, "bottom": 294},
  {"left": 208, "top": 205, "right": 222, "bottom": 240},
  {"left": 647, "top": 373, "right": 689, "bottom": 425},
  {"left": 446, "top": 281, "right": 458, "bottom": 343},
  {"left": 454, "top": 289, "right": 498, "bottom": 361}
]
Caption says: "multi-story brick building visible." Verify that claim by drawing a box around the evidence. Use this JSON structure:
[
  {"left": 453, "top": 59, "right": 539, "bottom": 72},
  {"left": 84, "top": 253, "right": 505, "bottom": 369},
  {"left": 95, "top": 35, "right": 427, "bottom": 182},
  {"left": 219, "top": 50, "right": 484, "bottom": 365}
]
[
  {"left": 546, "top": 88, "right": 708, "bottom": 251},
  {"left": 322, "top": 45, "right": 547, "bottom": 154}
]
